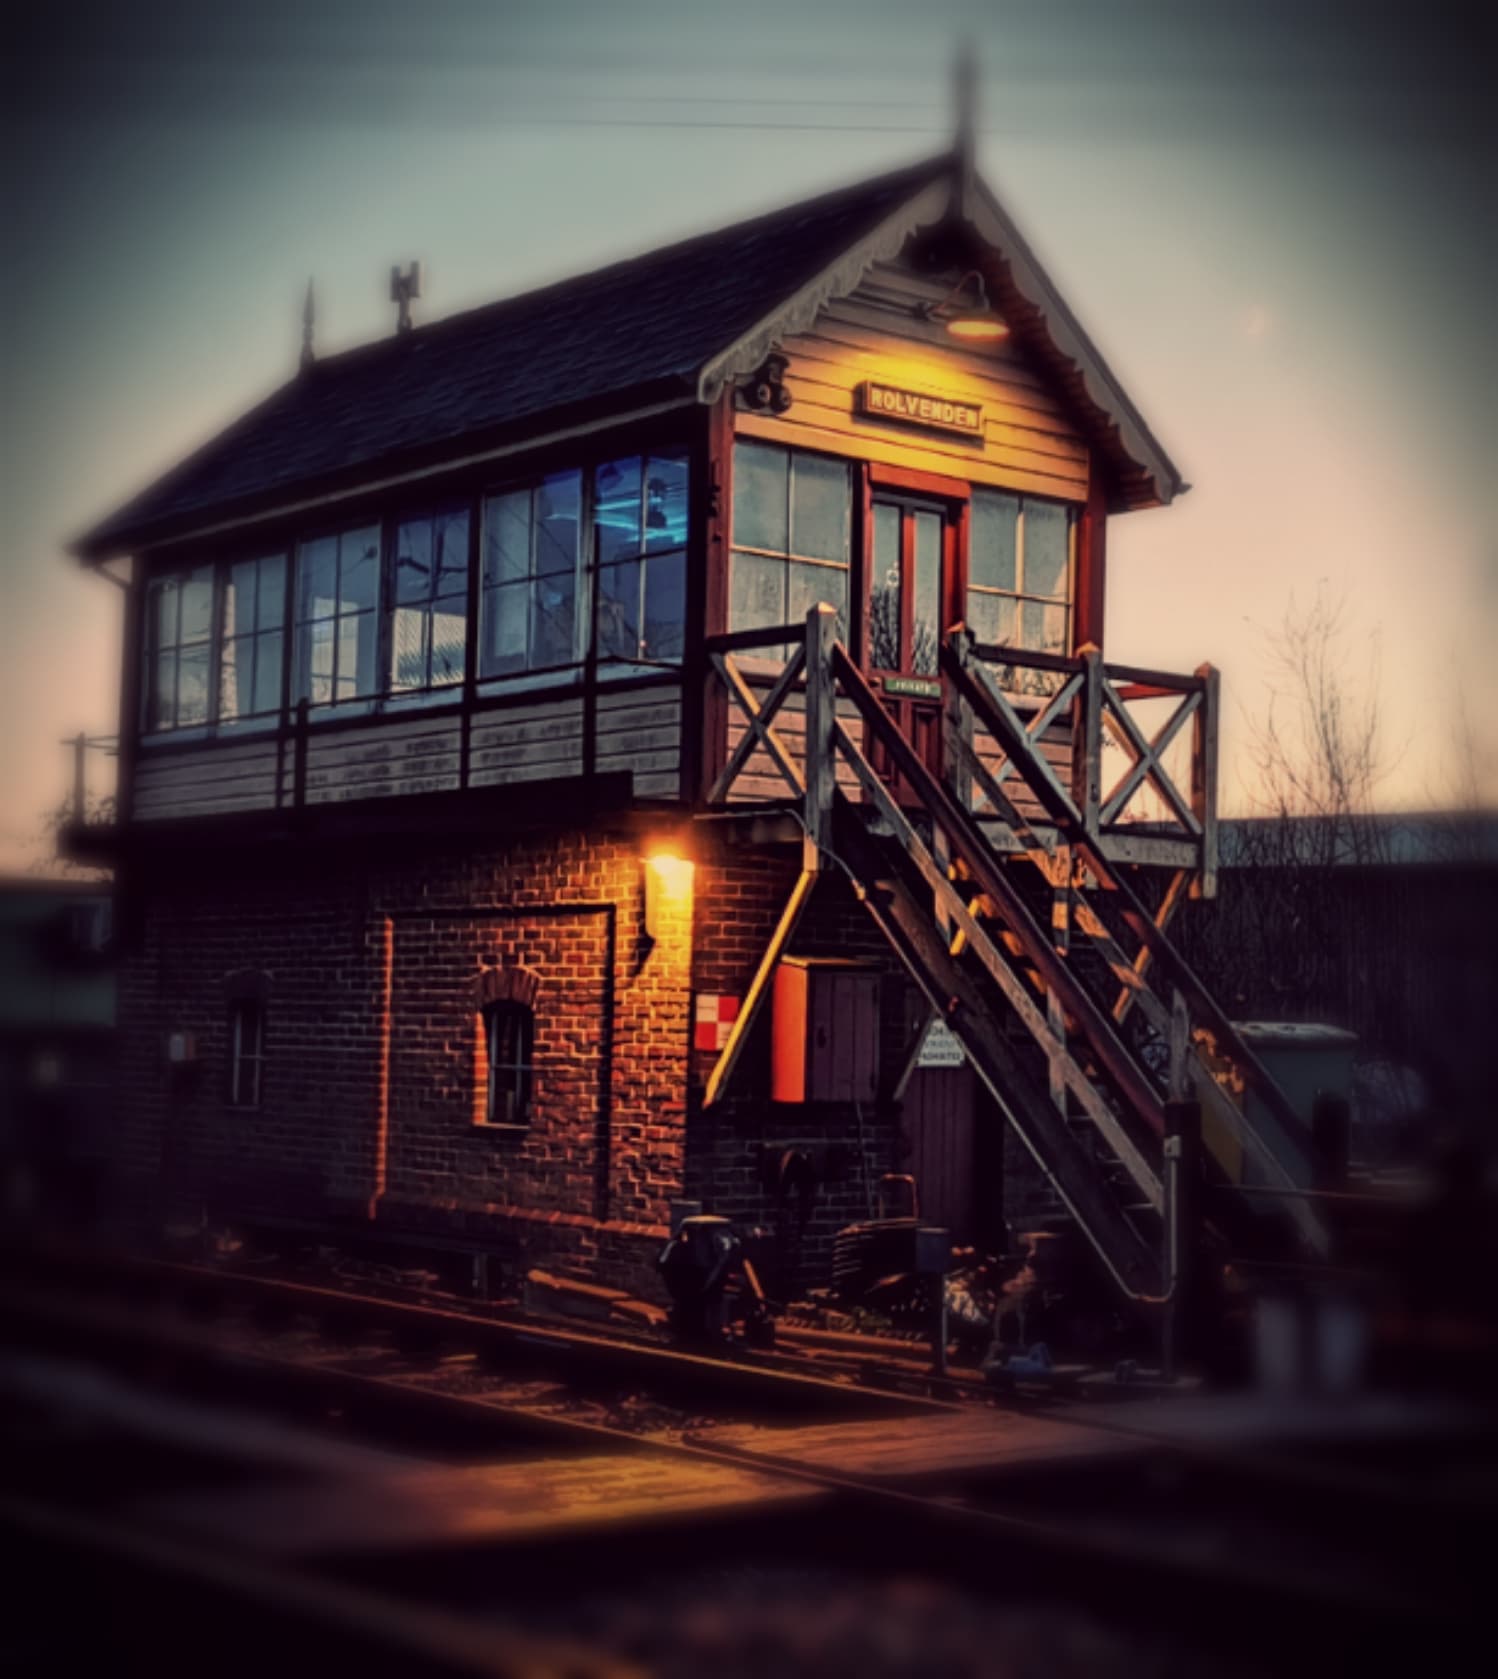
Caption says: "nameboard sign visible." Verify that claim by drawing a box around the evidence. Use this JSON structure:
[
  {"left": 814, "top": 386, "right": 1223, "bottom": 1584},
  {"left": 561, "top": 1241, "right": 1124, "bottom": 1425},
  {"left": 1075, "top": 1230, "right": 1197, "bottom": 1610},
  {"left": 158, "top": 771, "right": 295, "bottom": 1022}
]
[
  {"left": 917, "top": 1017, "right": 966, "bottom": 1069},
  {"left": 882, "top": 674, "right": 942, "bottom": 700},
  {"left": 858, "top": 382, "right": 983, "bottom": 437}
]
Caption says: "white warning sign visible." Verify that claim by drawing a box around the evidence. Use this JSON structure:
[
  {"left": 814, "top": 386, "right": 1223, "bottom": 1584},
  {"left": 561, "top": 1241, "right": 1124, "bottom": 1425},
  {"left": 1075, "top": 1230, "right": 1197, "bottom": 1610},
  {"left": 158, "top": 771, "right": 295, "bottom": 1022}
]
[{"left": 917, "top": 1018, "right": 966, "bottom": 1069}]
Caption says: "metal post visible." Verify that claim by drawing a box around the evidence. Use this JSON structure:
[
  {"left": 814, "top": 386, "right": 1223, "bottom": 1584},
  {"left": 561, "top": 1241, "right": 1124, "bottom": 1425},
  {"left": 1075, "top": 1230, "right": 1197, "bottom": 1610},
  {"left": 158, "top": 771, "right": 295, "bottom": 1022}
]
[
  {"left": 71, "top": 732, "right": 87, "bottom": 823},
  {"left": 1161, "top": 1098, "right": 1200, "bottom": 1382}
]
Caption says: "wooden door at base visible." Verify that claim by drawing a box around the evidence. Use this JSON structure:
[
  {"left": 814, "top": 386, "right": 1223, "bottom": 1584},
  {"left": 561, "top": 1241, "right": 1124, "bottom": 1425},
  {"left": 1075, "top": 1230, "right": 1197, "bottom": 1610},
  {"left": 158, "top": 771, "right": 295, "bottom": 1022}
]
[{"left": 901, "top": 1064, "right": 978, "bottom": 1242}]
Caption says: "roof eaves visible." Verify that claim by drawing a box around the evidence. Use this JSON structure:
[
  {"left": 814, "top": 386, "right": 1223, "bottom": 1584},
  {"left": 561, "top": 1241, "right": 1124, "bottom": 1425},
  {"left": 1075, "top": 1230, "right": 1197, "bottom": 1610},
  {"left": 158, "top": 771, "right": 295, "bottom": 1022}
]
[
  {"left": 695, "top": 173, "right": 955, "bottom": 404},
  {"left": 966, "top": 178, "right": 1187, "bottom": 507}
]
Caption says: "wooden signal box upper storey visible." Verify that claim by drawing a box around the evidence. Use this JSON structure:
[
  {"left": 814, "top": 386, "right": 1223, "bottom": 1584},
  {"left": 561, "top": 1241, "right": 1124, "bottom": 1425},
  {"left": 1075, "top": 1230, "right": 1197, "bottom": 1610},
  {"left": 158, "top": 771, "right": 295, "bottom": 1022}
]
[{"left": 74, "top": 149, "right": 1197, "bottom": 869}]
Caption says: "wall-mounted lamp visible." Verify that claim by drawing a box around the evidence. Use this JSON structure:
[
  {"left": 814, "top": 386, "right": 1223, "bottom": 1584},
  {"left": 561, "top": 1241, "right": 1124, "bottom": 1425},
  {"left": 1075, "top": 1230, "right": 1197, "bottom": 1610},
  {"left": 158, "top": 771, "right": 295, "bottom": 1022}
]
[
  {"left": 643, "top": 849, "right": 695, "bottom": 944},
  {"left": 925, "top": 271, "right": 1009, "bottom": 343}
]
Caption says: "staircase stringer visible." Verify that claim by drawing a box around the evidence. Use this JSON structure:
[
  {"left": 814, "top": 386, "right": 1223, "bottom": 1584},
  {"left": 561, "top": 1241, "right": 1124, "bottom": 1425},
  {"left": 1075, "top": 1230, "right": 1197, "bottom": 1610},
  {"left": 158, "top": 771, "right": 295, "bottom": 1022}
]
[
  {"left": 832, "top": 725, "right": 1163, "bottom": 1215},
  {"left": 829, "top": 802, "right": 1165, "bottom": 1308},
  {"left": 945, "top": 636, "right": 1328, "bottom": 1255}
]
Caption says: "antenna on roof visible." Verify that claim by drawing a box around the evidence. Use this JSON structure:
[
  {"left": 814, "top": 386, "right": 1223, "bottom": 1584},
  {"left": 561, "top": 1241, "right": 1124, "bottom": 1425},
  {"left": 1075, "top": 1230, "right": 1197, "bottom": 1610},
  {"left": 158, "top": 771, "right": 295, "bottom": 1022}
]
[
  {"left": 954, "top": 39, "right": 978, "bottom": 211},
  {"left": 300, "top": 278, "right": 316, "bottom": 371},
  {"left": 391, "top": 261, "right": 422, "bottom": 335}
]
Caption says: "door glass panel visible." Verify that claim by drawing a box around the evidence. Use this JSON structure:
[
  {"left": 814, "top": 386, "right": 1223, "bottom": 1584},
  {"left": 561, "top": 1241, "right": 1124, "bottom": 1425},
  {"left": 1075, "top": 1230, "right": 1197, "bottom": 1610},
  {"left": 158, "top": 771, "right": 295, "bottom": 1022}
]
[
  {"left": 869, "top": 502, "right": 901, "bottom": 670},
  {"left": 912, "top": 510, "right": 941, "bottom": 676}
]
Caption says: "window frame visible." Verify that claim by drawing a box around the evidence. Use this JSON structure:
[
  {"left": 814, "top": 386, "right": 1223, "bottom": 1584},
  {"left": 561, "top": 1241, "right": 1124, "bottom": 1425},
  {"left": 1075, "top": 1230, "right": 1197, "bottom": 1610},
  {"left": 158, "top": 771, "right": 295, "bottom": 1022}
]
[
  {"left": 728, "top": 440, "right": 853, "bottom": 656},
  {"left": 480, "top": 998, "right": 535, "bottom": 1130},
  {"left": 142, "top": 564, "right": 218, "bottom": 736},
  {"left": 478, "top": 470, "right": 588, "bottom": 689},
  {"left": 386, "top": 505, "right": 472, "bottom": 699},
  {"left": 218, "top": 551, "right": 290, "bottom": 730},
  {"left": 965, "top": 490, "right": 1076, "bottom": 668},
  {"left": 134, "top": 429, "right": 693, "bottom": 746},
  {"left": 227, "top": 996, "right": 266, "bottom": 1110},
  {"left": 293, "top": 522, "right": 384, "bottom": 714}
]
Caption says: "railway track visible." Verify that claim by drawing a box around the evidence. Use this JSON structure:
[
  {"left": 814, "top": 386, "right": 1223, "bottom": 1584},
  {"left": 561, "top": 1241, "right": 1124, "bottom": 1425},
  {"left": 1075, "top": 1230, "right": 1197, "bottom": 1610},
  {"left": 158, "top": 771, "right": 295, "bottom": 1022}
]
[{"left": 0, "top": 1239, "right": 1486, "bottom": 1675}]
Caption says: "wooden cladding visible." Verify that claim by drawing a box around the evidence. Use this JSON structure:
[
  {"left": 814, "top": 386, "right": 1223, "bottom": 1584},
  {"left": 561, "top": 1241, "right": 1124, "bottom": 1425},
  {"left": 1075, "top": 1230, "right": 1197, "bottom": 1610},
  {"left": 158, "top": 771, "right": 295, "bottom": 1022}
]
[
  {"left": 737, "top": 261, "right": 1091, "bottom": 504},
  {"left": 130, "top": 680, "right": 685, "bottom": 822}
]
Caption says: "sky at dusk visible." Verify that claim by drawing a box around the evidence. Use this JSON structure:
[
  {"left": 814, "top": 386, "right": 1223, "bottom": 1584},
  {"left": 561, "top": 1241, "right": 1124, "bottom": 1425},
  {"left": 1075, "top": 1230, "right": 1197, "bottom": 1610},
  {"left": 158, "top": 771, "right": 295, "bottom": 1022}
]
[{"left": 2, "top": 0, "right": 1493, "bottom": 868}]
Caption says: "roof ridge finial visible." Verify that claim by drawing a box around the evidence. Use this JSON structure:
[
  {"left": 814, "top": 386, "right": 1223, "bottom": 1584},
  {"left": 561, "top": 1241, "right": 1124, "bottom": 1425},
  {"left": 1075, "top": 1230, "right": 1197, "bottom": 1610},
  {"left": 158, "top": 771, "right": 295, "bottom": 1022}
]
[
  {"left": 954, "top": 39, "right": 978, "bottom": 211},
  {"left": 300, "top": 277, "right": 316, "bottom": 371}
]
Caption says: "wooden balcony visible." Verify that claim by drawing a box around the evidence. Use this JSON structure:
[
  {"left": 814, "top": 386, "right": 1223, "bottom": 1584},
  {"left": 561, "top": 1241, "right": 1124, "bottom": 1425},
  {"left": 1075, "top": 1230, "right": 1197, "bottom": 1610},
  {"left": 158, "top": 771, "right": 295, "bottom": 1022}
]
[{"left": 702, "top": 615, "right": 1220, "bottom": 888}]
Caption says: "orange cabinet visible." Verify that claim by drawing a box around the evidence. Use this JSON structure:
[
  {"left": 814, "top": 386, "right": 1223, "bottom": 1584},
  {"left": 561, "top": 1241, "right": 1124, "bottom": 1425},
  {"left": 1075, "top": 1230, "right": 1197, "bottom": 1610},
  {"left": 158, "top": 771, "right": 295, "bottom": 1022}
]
[{"left": 770, "top": 957, "right": 880, "bottom": 1104}]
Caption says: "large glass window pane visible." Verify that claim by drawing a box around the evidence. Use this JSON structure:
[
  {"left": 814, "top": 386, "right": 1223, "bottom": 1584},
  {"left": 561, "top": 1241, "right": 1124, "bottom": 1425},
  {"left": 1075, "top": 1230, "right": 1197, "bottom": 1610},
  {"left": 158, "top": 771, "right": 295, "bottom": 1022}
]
[
  {"left": 150, "top": 652, "right": 175, "bottom": 731},
  {"left": 535, "top": 472, "right": 580, "bottom": 575},
  {"left": 152, "top": 579, "right": 179, "bottom": 650},
  {"left": 430, "top": 606, "right": 465, "bottom": 685},
  {"left": 339, "top": 529, "right": 380, "bottom": 612},
  {"left": 1023, "top": 501, "right": 1069, "bottom": 599},
  {"left": 485, "top": 492, "right": 532, "bottom": 586},
  {"left": 788, "top": 562, "right": 847, "bottom": 642},
  {"left": 791, "top": 454, "right": 849, "bottom": 562},
  {"left": 732, "top": 442, "right": 788, "bottom": 553},
  {"left": 530, "top": 570, "right": 576, "bottom": 668},
  {"left": 966, "top": 591, "right": 1015, "bottom": 648},
  {"left": 485, "top": 581, "right": 527, "bottom": 676},
  {"left": 645, "top": 455, "right": 688, "bottom": 553},
  {"left": 594, "top": 457, "right": 643, "bottom": 566},
  {"left": 299, "top": 537, "right": 336, "bottom": 620},
  {"left": 435, "top": 510, "right": 469, "bottom": 598},
  {"left": 393, "top": 519, "right": 432, "bottom": 606},
  {"left": 258, "top": 555, "right": 286, "bottom": 629},
  {"left": 643, "top": 551, "right": 685, "bottom": 660},
  {"left": 180, "top": 568, "right": 214, "bottom": 644},
  {"left": 597, "top": 561, "right": 640, "bottom": 660},
  {"left": 255, "top": 632, "right": 283, "bottom": 715},
  {"left": 970, "top": 492, "right": 1018, "bottom": 593},
  {"left": 390, "top": 606, "right": 427, "bottom": 691},
  {"left": 1020, "top": 599, "right": 1067, "bottom": 655},
  {"left": 225, "top": 562, "right": 258, "bottom": 636},
  {"left": 219, "top": 636, "right": 248, "bottom": 720},
  {"left": 177, "top": 645, "right": 210, "bottom": 725},
  {"left": 912, "top": 509, "right": 942, "bottom": 675},
  {"left": 729, "top": 551, "right": 784, "bottom": 630}
]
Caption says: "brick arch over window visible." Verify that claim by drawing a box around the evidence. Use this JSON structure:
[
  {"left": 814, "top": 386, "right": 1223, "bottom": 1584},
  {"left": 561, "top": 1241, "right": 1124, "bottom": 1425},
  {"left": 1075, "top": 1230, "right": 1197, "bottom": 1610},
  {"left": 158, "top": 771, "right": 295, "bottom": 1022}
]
[
  {"left": 224, "top": 968, "right": 272, "bottom": 1002},
  {"left": 474, "top": 965, "right": 540, "bottom": 1011}
]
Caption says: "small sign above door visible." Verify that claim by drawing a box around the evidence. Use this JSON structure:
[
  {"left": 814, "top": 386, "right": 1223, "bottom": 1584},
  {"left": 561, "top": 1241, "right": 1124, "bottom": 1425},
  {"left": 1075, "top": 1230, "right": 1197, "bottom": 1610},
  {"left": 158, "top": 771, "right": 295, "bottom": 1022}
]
[
  {"left": 858, "top": 382, "right": 983, "bottom": 437},
  {"left": 917, "top": 1017, "right": 967, "bottom": 1069},
  {"left": 883, "top": 674, "right": 943, "bottom": 700}
]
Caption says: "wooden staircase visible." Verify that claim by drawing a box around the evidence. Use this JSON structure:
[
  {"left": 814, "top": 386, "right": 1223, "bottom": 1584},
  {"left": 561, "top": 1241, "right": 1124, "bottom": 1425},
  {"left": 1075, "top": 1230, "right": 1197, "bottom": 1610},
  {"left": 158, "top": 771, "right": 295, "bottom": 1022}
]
[{"left": 701, "top": 606, "right": 1327, "bottom": 1316}]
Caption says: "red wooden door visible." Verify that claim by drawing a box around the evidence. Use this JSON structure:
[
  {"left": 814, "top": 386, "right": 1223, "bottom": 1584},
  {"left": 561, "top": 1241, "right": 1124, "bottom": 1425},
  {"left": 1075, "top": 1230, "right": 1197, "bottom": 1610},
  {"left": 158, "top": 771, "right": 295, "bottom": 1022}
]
[
  {"left": 901, "top": 1064, "right": 979, "bottom": 1242},
  {"left": 866, "top": 496, "right": 954, "bottom": 791}
]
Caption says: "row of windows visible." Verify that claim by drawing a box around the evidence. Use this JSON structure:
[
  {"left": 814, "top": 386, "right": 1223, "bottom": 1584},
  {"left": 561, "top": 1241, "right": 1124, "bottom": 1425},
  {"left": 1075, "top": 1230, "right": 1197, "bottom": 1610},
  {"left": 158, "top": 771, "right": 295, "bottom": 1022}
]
[
  {"left": 727, "top": 441, "right": 1075, "bottom": 663},
  {"left": 143, "top": 452, "right": 689, "bottom": 733},
  {"left": 145, "top": 442, "right": 1073, "bottom": 734},
  {"left": 227, "top": 996, "right": 533, "bottom": 1128}
]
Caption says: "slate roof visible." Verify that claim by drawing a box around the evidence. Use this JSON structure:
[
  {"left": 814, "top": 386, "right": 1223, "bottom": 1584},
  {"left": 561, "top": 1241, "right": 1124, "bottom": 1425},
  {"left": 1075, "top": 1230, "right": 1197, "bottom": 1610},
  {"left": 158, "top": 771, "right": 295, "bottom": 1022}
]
[
  {"left": 76, "top": 156, "right": 948, "bottom": 558},
  {"left": 77, "top": 147, "right": 1185, "bottom": 559}
]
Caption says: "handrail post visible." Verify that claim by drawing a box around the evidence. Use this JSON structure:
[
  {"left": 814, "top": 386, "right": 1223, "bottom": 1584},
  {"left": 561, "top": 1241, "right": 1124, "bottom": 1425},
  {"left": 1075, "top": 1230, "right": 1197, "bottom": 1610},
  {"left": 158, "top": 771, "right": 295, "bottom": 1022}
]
[
  {"left": 802, "top": 603, "right": 838, "bottom": 873},
  {"left": 1192, "top": 663, "right": 1220, "bottom": 897},
  {"left": 943, "top": 627, "right": 974, "bottom": 813},
  {"left": 1074, "top": 644, "right": 1103, "bottom": 840}
]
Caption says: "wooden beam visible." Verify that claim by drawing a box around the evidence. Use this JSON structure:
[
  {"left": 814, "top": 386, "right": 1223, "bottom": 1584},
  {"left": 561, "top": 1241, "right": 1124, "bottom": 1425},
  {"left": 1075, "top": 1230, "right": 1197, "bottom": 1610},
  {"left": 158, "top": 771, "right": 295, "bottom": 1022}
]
[{"left": 705, "top": 645, "right": 805, "bottom": 803}]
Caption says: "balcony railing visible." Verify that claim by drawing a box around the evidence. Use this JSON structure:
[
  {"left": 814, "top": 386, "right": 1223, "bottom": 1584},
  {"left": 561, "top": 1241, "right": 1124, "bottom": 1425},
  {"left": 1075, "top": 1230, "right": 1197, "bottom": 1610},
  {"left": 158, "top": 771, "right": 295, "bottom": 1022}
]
[{"left": 702, "top": 618, "right": 1219, "bottom": 888}]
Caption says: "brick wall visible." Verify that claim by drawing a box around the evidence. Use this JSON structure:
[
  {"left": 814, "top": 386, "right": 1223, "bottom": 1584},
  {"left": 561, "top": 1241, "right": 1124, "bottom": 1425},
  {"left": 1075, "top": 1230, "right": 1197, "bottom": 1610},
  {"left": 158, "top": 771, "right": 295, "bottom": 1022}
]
[
  {"left": 111, "top": 826, "right": 692, "bottom": 1296},
  {"left": 684, "top": 837, "right": 928, "bottom": 1298}
]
